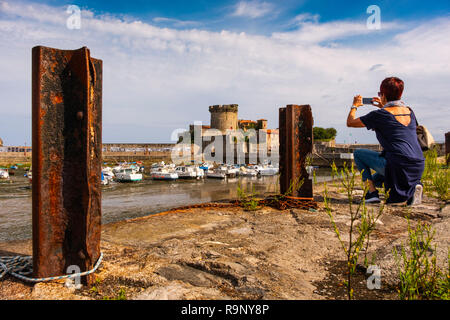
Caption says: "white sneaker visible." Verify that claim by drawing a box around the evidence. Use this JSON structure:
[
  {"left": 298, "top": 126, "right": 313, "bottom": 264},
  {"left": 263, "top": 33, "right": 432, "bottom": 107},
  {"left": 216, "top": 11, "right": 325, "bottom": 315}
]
[{"left": 409, "top": 184, "right": 423, "bottom": 206}]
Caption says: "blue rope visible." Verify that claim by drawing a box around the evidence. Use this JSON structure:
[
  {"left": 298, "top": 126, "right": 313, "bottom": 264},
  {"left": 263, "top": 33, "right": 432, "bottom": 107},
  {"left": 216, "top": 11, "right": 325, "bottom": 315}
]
[{"left": 0, "top": 252, "right": 103, "bottom": 283}]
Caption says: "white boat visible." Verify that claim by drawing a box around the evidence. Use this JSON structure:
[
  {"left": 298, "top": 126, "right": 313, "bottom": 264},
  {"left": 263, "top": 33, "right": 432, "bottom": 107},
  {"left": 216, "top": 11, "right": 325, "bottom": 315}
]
[
  {"left": 112, "top": 164, "right": 124, "bottom": 173},
  {"left": 225, "top": 165, "right": 239, "bottom": 177},
  {"left": 199, "top": 162, "right": 213, "bottom": 171},
  {"left": 254, "top": 165, "right": 279, "bottom": 176},
  {"left": 151, "top": 168, "right": 178, "bottom": 180},
  {"left": 101, "top": 172, "right": 109, "bottom": 185},
  {"left": 135, "top": 162, "right": 144, "bottom": 173},
  {"left": 206, "top": 169, "right": 227, "bottom": 179},
  {"left": 216, "top": 165, "right": 239, "bottom": 177},
  {"left": 175, "top": 166, "right": 197, "bottom": 179},
  {"left": 0, "top": 168, "right": 10, "bottom": 179},
  {"left": 102, "top": 167, "right": 115, "bottom": 181},
  {"left": 26, "top": 170, "right": 32, "bottom": 183},
  {"left": 194, "top": 166, "right": 205, "bottom": 179},
  {"left": 115, "top": 168, "right": 143, "bottom": 182},
  {"left": 239, "top": 166, "right": 258, "bottom": 177}
]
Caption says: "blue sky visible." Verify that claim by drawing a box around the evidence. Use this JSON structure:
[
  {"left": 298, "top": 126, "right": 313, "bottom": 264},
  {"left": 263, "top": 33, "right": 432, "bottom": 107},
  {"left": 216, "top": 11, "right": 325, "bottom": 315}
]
[
  {"left": 1, "top": 0, "right": 449, "bottom": 145},
  {"left": 43, "top": 0, "right": 450, "bottom": 27}
]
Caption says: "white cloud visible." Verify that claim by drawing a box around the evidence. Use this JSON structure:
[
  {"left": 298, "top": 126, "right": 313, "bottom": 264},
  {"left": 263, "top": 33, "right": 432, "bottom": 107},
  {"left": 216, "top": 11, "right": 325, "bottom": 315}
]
[
  {"left": 0, "top": 1, "right": 449, "bottom": 145},
  {"left": 152, "top": 17, "right": 201, "bottom": 28},
  {"left": 292, "top": 13, "right": 320, "bottom": 24},
  {"left": 273, "top": 18, "right": 403, "bottom": 44},
  {"left": 231, "top": 1, "right": 274, "bottom": 19}
]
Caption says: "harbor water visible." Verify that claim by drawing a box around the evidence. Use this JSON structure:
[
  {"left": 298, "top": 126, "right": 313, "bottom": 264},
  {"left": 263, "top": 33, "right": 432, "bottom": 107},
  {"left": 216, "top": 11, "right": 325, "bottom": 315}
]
[{"left": 0, "top": 169, "right": 333, "bottom": 242}]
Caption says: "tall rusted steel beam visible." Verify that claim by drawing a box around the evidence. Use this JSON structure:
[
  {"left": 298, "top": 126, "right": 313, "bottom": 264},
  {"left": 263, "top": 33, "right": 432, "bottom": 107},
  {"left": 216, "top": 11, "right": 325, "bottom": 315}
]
[
  {"left": 446, "top": 132, "right": 450, "bottom": 166},
  {"left": 279, "top": 105, "right": 313, "bottom": 198},
  {"left": 32, "top": 46, "right": 102, "bottom": 284}
]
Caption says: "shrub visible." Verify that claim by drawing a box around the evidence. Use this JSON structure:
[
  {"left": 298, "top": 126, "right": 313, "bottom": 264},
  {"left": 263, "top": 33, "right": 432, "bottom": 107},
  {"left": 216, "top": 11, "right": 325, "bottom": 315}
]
[
  {"left": 394, "top": 220, "right": 449, "bottom": 300},
  {"left": 323, "top": 163, "right": 386, "bottom": 299}
]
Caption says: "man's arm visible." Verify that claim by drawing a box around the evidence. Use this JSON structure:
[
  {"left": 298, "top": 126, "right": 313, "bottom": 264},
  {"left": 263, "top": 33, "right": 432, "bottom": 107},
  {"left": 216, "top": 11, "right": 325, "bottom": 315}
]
[{"left": 347, "top": 95, "right": 366, "bottom": 128}]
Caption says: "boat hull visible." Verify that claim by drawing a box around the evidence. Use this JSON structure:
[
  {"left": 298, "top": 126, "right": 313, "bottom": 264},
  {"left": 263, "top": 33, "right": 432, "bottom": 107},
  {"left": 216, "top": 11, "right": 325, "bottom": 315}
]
[
  {"left": 115, "top": 173, "right": 143, "bottom": 182},
  {"left": 151, "top": 173, "right": 178, "bottom": 180}
]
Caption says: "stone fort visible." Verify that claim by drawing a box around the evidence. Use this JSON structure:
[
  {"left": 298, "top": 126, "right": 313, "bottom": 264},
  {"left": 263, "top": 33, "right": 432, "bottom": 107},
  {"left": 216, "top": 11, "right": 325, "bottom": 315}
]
[{"left": 189, "top": 104, "right": 273, "bottom": 136}]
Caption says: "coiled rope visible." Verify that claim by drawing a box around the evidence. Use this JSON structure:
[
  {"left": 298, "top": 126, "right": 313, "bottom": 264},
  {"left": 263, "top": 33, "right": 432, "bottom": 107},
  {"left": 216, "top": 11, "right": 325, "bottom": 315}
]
[{"left": 0, "top": 252, "right": 103, "bottom": 283}]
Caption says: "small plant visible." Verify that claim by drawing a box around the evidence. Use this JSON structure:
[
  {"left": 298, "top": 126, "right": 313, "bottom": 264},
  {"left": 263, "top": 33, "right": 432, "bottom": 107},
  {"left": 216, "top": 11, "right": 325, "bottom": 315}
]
[
  {"left": 432, "top": 168, "right": 449, "bottom": 202},
  {"left": 331, "top": 161, "right": 338, "bottom": 180},
  {"left": 394, "top": 220, "right": 449, "bottom": 300},
  {"left": 423, "top": 148, "right": 439, "bottom": 179},
  {"left": 237, "top": 182, "right": 260, "bottom": 211},
  {"left": 102, "top": 287, "right": 127, "bottom": 300},
  {"left": 422, "top": 147, "right": 449, "bottom": 202},
  {"left": 284, "top": 176, "right": 304, "bottom": 197},
  {"left": 116, "top": 287, "right": 127, "bottom": 300},
  {"left": 323, "top": 164, "right": 386, "bottom": 299}
]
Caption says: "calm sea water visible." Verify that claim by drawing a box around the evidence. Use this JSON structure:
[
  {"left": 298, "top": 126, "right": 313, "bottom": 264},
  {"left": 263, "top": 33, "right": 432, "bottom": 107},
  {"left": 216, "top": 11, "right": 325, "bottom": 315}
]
[{"left": 0, "top": 169, "right": 332, "bottom": 242}]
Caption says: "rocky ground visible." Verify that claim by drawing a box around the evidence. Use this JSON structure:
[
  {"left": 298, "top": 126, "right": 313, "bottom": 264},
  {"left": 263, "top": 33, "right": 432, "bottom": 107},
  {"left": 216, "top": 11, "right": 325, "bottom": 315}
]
[{"left": 1, "top": 182, "right": 448, "bottom": 300}]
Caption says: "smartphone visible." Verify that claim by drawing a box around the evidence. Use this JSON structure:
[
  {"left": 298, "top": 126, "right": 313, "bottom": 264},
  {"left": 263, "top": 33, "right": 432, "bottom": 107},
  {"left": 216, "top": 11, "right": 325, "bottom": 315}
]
[{"left": 362, "top": 98, "right": 373, "bottom": 105}]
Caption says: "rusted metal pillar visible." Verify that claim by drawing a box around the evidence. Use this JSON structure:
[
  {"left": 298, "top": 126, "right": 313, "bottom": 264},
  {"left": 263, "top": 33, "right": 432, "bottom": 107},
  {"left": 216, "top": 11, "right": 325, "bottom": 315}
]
[
  {"left": 279, "top": 105, "right": 313, "bottom": 198},
  {"left": 32, "top": 46, "right": 102, "bottom": 284},
  {"left": 446, "top": 132, "right": 450, "bottom": 166}
]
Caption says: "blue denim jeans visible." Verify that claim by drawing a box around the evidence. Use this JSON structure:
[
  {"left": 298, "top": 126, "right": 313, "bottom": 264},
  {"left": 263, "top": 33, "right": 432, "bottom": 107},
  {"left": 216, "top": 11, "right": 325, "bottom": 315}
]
[{"left": 353, "top": 149, "right": 386, "bottom": 188}]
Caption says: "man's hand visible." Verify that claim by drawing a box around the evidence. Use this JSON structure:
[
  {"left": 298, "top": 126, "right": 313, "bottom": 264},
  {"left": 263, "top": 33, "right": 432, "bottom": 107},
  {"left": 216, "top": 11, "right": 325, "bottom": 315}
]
[
  {"left": 353, "top": 95, "right": 363, "bottom": 108},
  {"left": 371, "top": 97, "right": 384, "bottom": 108}
]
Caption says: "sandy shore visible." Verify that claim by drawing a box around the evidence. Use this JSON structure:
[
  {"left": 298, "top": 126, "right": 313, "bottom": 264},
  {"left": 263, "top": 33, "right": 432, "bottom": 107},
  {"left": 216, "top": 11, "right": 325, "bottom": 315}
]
[{"left": 1, "top": 182, "right": 448, "bottom": 300}]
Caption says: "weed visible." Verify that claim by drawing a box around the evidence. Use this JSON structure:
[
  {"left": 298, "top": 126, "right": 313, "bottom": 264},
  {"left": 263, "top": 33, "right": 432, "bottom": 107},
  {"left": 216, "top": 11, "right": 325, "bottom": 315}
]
[
  {"left": 237, "top": 183, "right": 260, "bottom": 211},
  {"left": 432, "top": 168, "right": 449, "bottom": 202},
  {"left": 394, "top": 220, "right": 449, "bottom": 300},
  {"left": 116, "top": 287, "right": 127, "bottom": 300},
  {"left": 102, "top": 287, "right": 127, "bottom": 300},
  {"left": 323, "top": 164, "right": 386, "bottom": 299},
  {"left": 284, "top": 176, "right": 304, "bottom": 197},
  {"left": 422, "top": 148, "right": 449, "bottom": 202}
]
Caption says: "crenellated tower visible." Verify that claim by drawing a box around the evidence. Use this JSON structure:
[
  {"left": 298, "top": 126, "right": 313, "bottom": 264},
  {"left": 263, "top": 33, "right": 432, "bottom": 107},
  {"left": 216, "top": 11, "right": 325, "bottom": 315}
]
[{"left": 209, "top": 104, "right": 239, "bottom": 134}]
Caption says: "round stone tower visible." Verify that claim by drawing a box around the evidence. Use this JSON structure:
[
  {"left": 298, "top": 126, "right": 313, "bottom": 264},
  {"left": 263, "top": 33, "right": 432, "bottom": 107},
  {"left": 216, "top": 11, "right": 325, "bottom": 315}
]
[
  {"left": 0, "top": 137, "right": 3, "bottom": 147},
  {"left": 209, "top": 104, "right": 238, "bottom": 133}
]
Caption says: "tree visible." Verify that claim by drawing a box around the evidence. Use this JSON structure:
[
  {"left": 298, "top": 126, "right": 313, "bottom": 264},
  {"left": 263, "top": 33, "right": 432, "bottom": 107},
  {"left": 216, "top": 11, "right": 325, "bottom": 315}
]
[{"left": 313, "top": 127, "right": 337, "bottom": 141}]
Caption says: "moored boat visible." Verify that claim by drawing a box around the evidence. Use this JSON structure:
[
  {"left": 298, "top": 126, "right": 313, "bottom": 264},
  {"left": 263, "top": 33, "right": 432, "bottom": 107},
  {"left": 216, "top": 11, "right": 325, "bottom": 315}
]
[
  {"left": 151, "top": 168, "right": 178, "bottom": 180},
  {"left": 206, "top": 169, "right": 227, "bottom": 179},
  {"left": 115, "top": 168, "right": 143, "bottom": 182},
  {"left": 102, "top": 167, "right": 115, "bottom": 182},
  {"left": 0, "top": 168, "right": 10, "bottom": 180},
  {"left": 239, "top": 166, "right": 258, "bottom": 177},
  {"left": 25, "top": 170, "right": 32, "bottom": 183},
  {"left": 253, "top": 164, "right": 279, "bottom": 176},
  {"left": 175, "top": 166, "right": 197, "bottom": 179}
]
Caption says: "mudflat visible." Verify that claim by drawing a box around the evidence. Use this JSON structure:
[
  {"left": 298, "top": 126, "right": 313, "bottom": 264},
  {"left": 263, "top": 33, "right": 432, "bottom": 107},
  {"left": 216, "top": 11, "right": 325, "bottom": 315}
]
[{"left": 1, "top": 183, "right": 448, "bottom": 300}]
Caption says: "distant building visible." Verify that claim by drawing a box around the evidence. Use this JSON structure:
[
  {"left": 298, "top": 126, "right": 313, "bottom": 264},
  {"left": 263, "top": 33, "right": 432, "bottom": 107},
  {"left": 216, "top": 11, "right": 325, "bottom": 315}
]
[
  {"left": 0, "top": 137, "right": 3, "bottom": 146},
  {"left": 187, "top": 105, "right": 275, "bottom": 134},
  {"left": 209, "top": 104, "right": 239, "bottom": 133},
  {"left": 181, "top": 105, "right": 279, "bottom": 157},
  {"left": 238, "top": 120, "right": 257, "bottom": 131}
]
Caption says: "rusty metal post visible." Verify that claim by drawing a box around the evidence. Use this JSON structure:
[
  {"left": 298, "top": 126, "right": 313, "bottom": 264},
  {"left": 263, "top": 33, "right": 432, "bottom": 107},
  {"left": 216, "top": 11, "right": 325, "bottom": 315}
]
[
  {"left": 446, "top": 132, "right": 450, "bottom": 166},
  {"left": 279, "top": 105, "right": 313, "bottom": 198},
  {"left": 32, "top": 46, "right": 102, "bottom": 284}
]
